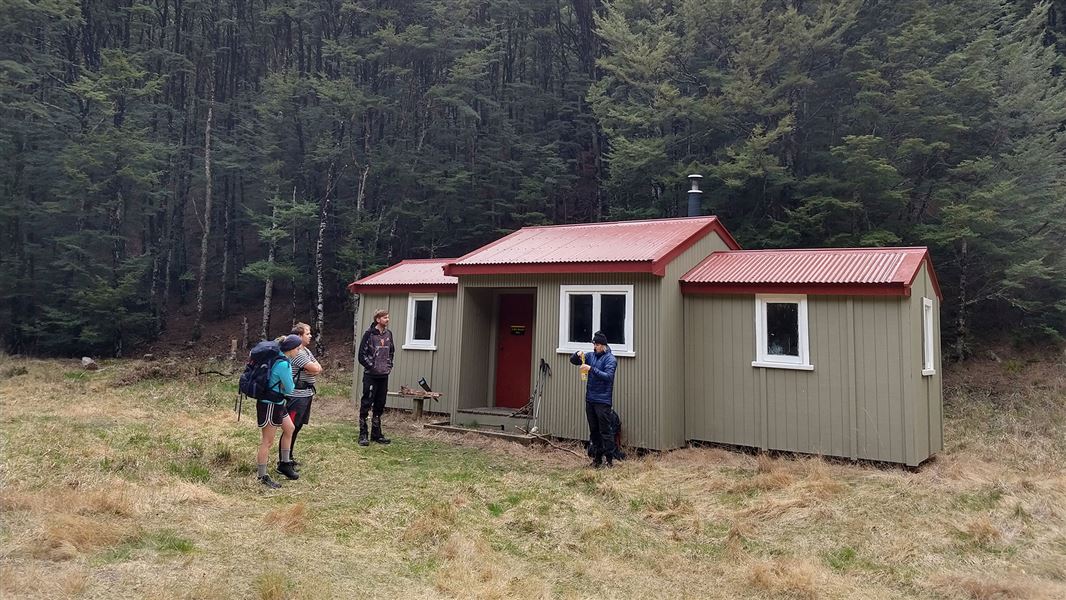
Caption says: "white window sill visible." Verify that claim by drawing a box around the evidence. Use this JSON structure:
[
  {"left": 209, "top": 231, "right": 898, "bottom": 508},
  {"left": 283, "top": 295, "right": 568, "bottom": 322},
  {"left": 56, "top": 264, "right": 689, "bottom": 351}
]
[
  {"left": 922, "top": 368, "right": 936, "bottom": 376},
  {"left": 402, "top": 344, "right": 437, "bottom": 351},
  {"left": 752, "top": 361, "right": 814, "bottom": 371},
  {"left": 556, "top": 347, "right": 635, "bottom": 358}
]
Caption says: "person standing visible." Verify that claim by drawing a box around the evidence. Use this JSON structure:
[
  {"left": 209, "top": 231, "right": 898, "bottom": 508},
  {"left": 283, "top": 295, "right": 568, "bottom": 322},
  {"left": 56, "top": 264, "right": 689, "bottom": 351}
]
[
  {"left": 357, "top": 309, "right": 394, "bottom": 446},
  {"left": 570, "top": 330, "right": 618, "bottom": 468},
  {"left": 284, "top": 322, "right": 322, "bottom": 468},
  {"left": 256, "top": 334, "right": 303, "bottom": 488}
]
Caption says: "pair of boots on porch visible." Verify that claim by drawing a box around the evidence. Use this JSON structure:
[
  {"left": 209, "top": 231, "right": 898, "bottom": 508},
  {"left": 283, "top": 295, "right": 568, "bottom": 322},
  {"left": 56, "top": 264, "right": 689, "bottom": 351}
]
[{"left": 358, "top": 416, "right": 390, "bottom": 446}]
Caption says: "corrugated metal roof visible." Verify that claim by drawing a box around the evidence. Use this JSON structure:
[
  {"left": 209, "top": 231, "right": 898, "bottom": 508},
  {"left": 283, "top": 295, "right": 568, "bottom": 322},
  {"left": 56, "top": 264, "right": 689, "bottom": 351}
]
[
  {"left": 347, "top": 259, "right": 457, "bottom": 294},
  {"left": 443, "top": 216, "right": 740, "bottom": 276},
  {"left": 680, "top": 248, "right": 941, "bottom": 299}
]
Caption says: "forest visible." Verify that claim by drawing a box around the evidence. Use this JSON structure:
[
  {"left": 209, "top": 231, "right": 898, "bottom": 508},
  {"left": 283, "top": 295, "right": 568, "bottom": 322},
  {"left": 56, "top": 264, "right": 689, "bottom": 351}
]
[{"left": 1, "top": 0, "right": 1064, "bottom": 358}]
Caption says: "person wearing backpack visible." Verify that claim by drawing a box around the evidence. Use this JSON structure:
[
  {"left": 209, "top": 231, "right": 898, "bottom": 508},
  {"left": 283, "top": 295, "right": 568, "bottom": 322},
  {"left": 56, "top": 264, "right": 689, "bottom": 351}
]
[
  {"left": 284, "top": 322, "right": 322, "bottom": 468},
  {"left": 249, "top": 334, "right": 303, "bottom": 488},
  {"left": 356, "top": 309, "right": 394, "bottom": 446}
]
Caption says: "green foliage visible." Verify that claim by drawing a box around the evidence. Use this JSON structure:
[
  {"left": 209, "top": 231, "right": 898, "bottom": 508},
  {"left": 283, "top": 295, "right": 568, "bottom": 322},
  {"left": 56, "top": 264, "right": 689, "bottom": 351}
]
[
  {"left": 0, "top": 0, "right": 1063, "bottom": 356},
  {"left": 591, "top": 0, "right": 1066, "bottom": 352}
]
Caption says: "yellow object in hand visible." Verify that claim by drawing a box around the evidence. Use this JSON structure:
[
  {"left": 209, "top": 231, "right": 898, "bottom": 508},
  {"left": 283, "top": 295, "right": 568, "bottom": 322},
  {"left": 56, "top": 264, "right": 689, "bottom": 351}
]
[{"left": 580, "top": 352, "right": 588, "bottom": 381}]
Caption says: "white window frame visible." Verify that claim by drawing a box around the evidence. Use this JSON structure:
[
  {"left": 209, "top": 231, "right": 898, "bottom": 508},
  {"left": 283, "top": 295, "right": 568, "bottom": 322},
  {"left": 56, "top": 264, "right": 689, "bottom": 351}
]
[
  {"left": 403, "top": 293, "right": 438, "bottom": 351},
  {"left": 922, "top": 297, "right": 936, "bottom": 376},
  {"left": 752, "top": 294, "right": 813, "bottom": 371},
  {"left": 556, "top": 284, "right": 635, "bottom": 357}
]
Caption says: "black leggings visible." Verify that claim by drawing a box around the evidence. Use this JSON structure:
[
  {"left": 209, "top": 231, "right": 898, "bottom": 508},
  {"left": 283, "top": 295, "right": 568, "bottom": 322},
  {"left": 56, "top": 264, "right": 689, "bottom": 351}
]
[{"left": 284, "top": 396, "right": 312, "bottom": 460}]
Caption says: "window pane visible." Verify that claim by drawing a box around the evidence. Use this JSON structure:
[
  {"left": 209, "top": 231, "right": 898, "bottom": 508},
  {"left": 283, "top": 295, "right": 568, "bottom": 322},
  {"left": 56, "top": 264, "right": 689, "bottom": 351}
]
[
  {"left": 600, "top": 294, "right": 626, "bottom": 344},
  {"left": 413, "top": 300, "right": 433, "bottom": 340},
  {"left": 568, "top": 294, "right": 593, "bottom": 343},
  {"left": 766, "top": 302, "right": 799, "bottom": 356}
]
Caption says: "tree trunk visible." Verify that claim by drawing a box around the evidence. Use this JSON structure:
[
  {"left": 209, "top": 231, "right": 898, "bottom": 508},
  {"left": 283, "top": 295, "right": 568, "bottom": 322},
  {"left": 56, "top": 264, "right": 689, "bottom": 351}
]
[
  {"left": 350, "top": 282, "right": 362, "bottom": 403},
  {"left": 193, "top": 76, "right": 215, "bottom": 338},
  {"left": 954, "top": 240, "right": 968, "bottom": 361},
  {"left": 314, "top": 162, "right": 336, "bottom": 356},
  {"left": 260, "top": 204, "right": 278, "bottom": 341},
  {"left": 291, "top": 186, "right": 298, "bottom": 324},
  {"left": 220, "top": 175, "right": 231, "bottom": 316}
]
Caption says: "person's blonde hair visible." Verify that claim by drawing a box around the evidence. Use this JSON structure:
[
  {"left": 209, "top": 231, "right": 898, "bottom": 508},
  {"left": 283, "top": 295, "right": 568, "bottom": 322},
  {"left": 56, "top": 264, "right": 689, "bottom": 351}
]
[
  {"left": 373, "top": 309, "right": 389, "bottom": 323},
  {"left": 292, "top": 322, "right": 311, "bottom": 335}
]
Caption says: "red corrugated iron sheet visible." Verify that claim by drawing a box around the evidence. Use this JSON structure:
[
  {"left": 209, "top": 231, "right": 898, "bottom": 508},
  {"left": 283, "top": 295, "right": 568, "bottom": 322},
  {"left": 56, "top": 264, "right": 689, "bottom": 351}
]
[
  {"left": 347, "top": 259, "right": 458, "bottom": 294},
  {"left": 443, "top": 216, "right": 740, "bottom": 277},
  {"left": 680, "top": 248, "right": 942, "bottom": 299}
]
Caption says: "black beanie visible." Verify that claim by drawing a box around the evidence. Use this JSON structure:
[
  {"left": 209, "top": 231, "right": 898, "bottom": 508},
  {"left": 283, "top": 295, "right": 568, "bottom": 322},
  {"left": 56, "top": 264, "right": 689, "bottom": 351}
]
[{"left": 592, "top": 331, "right": 608, "bottom": 345}]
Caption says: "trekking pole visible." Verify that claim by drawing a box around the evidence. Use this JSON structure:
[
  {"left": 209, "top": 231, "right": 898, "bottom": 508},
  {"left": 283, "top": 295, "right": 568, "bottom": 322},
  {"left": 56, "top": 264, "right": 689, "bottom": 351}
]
[{"left": 531, "top": 359, "right": 551, "bottom": 433}]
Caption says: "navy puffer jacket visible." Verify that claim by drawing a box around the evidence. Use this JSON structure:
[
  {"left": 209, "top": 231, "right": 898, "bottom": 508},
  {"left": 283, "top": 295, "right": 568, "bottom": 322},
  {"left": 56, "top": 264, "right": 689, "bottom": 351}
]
[{"left": 569, "top": 348, "right": 617, "bottom": 405}]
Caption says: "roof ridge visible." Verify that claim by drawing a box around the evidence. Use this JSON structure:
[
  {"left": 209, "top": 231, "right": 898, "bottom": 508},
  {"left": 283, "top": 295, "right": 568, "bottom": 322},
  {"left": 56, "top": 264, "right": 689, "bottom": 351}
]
[
  {"left": 718, "top": 246, "right": 928, "bottom": 253},
  {"left": 521, "top": 215, "right": 719, "bottom": 230}
]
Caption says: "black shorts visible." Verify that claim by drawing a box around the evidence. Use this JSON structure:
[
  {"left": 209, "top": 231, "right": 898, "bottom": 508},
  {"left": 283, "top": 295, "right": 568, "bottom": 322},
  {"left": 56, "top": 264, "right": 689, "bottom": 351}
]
[
  {"left": 287, "top": 396, "right": 312, "bottom": 426},
  {"left": 257, "top": 400, "right": 287, "bottom": 428}
]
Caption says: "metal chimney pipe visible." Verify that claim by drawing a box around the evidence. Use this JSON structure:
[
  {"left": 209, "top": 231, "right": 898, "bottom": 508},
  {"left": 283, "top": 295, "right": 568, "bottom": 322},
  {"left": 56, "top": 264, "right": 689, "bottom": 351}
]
[{"left": 687, "top": 174, "right": 703, "bottom": 217}]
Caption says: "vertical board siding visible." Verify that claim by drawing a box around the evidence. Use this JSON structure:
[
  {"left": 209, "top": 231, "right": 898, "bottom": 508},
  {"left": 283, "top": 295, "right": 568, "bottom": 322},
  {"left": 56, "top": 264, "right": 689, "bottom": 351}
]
[
  {"left": 685, "top": 294, "right": 930, "bottom": 464},
  {"left": 660, "top": 231, "right": 735, "bottom": 449},
  {"left": 351, "top": 293, "right": 457, "bottom": 414},
  {"left": 905, "top": 263, "right": 944, "bottom": 464}
]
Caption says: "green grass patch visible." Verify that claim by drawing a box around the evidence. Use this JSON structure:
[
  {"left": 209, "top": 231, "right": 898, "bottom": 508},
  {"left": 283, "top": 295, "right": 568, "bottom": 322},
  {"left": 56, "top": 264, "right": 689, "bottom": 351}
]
[
  {"left": 167, "top": 460, "right": 211, "bottom": 482},
  {"left": 953, "top": 486, "right": 1004, "bottom": 511},
  {"left": 825, "top": 546, "right": 858, "bottom": 571},
  {"left": 97, "top": 530, "right": 196, "bottom": 563}
]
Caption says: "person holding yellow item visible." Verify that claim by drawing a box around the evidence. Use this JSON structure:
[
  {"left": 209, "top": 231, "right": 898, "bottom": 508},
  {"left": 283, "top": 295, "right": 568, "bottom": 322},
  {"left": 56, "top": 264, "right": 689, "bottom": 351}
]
[{"left": 569, "top": 331, "right": 618, "bottom": 468}]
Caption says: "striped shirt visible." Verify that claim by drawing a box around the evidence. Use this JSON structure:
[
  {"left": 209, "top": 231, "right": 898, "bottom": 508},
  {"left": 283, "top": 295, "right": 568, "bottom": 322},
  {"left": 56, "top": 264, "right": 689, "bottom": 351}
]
[{"left": 289, "top": 348, "right": 318, "bottom": 398}]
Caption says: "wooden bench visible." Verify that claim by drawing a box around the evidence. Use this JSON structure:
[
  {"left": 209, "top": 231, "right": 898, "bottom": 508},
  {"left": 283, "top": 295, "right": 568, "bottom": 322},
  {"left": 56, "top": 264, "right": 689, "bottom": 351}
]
[{"left": 387, "top": 386, "right": 442, "bottom": 419}]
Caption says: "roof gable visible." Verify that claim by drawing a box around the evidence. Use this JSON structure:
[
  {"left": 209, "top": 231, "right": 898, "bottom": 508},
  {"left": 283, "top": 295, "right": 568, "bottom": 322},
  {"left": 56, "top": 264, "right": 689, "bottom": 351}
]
[
  {"left": 443, "top": 216, "right": 740, "bottom": 277},
  {"left": 680, "top": 247, "right": 942, "bottom": 300},
  {"left": 347, "top": 259, "right": 458, "bottom": 294}
]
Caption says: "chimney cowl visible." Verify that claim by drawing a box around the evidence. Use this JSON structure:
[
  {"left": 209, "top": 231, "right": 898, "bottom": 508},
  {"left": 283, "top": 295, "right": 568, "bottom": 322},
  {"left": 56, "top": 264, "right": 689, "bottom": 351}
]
[{"left": 687, "top": 174, "right": 703, "bottom": 217}]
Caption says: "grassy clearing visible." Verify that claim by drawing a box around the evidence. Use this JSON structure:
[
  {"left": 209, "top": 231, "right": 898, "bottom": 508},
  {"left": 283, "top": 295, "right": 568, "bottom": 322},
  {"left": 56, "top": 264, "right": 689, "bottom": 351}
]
[{"left": 0, "top": 355, "right": 1064, "bottom": 599}]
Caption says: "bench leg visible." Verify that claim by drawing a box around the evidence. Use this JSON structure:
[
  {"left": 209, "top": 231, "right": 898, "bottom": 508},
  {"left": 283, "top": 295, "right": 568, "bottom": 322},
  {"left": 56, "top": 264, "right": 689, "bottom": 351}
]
[{"left": 413, "top": 397, "right": 424, "bottom": 420}]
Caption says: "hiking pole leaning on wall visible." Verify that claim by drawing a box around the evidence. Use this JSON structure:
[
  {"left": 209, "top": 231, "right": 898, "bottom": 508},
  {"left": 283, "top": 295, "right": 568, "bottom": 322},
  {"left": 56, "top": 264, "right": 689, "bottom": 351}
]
[{"left": 528, "top": 359, "right": 551, "bottom": 434}]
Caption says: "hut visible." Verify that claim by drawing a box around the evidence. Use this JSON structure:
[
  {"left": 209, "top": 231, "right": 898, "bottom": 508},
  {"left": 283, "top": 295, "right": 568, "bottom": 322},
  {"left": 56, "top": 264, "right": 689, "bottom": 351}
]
[{"left": 347, "top": 218, "right": 944, "bottom": 465}]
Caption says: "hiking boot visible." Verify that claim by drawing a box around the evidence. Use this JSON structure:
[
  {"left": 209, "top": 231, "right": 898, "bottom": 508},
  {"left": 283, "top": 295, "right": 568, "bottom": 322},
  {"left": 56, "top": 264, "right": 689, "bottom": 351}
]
[
  {"left": 276, "top": 461, "right": 299, "bottom": 480},
  {"left": 358, "top": 419, "right": 369, "bottom": 447},
  {"left": 371, "top": 418, "right": 391, "bottom": 445},
  {"left": 258, "top": 475, "right": 281, "bottom": 489}
]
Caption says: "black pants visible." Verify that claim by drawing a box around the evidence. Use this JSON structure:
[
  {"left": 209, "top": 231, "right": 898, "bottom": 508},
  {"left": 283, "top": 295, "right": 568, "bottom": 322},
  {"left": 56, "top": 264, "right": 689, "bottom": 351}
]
[
  {"left": 360, "top": 374, "right": 389, "bottom": 421},
  {"left": 585, "top": 402, "right": 616, "bottom": 460}
]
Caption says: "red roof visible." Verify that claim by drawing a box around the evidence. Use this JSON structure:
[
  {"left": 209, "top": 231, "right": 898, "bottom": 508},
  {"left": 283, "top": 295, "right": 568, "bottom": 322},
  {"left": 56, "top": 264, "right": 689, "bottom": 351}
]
[
  {"left": 442, "top": 217, "right": 740, "bottom": 277},
  {"left": 680, "top": 247, "right": 942, "bottom": 299},
  {"left": 347, "top": 259, "right": 458, "bottom": 294}
]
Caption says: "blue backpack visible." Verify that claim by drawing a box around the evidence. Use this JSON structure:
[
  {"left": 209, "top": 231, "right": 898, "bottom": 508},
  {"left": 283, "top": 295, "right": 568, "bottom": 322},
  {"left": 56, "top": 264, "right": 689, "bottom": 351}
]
[{"left": 234, "top": 341, "right": 289, "bottom": 421}]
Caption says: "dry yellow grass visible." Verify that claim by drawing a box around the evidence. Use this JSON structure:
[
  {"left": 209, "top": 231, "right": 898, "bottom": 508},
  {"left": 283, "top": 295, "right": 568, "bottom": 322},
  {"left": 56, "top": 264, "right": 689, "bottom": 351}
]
[
  {"left": 0, "top": 354, "right": 1064, "bottom": 599},
  {"left": 749, "top": 558, "right": 825, "bottom": 599},
  {"left": 264, "top": 502, "right": 309, "bottom": 534}
]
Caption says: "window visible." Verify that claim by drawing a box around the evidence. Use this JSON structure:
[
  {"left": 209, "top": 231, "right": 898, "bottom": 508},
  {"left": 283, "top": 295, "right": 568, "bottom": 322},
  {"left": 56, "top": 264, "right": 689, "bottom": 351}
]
[
  {"left": 922, "top": 297, "right": 935, "bottom": 376},
  {"left": 403, "top": 293, "right": 438, "bottom": 350},
  {"left": 752, "top": 294, "right": 812, "bottom": 370},
  {"left": 557, "top": 285, "right": 635, "bottom": 356}
]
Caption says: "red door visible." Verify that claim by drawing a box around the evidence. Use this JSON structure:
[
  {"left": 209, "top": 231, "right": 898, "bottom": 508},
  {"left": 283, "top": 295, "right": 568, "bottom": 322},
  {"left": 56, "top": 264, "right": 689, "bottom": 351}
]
[{"left": 494, "top": 294, "right": 534, "bottom": 409}]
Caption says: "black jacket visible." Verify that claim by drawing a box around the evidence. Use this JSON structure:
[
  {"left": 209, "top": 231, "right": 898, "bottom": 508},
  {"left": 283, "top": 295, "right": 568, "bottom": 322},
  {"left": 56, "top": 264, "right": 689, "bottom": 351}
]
[{"left": 358, "top": 326, "right": 395, "bottom": 376}]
